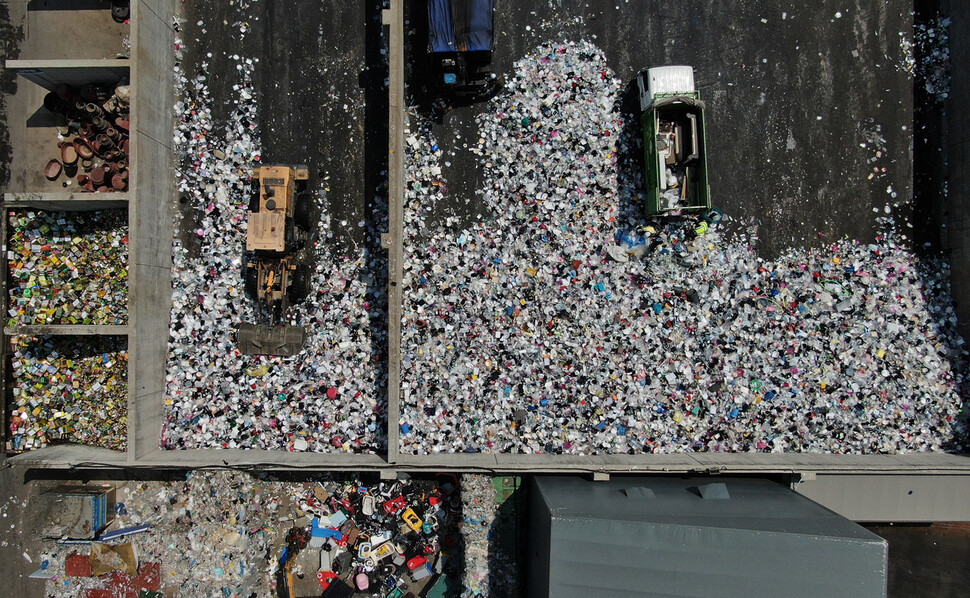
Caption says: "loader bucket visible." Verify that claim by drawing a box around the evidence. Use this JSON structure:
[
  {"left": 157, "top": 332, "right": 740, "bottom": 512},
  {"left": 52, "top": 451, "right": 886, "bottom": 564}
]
[{"left": 236, "top": 322, "right": 306, "bottom": 356}]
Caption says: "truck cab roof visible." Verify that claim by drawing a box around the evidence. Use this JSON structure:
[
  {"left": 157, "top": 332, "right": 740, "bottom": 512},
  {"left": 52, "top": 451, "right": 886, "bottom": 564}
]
[{"left": 638, "top": 65, "right": 696, "bottom": 111}]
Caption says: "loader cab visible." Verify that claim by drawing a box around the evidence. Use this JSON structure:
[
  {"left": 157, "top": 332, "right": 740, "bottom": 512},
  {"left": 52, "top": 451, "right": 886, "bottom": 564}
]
[{"left": 247, "top": 165, "right": 308, "bottom": 254}]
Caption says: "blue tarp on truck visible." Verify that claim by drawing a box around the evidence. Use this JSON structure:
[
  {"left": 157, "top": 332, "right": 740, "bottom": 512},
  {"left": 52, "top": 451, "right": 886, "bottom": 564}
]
[{"left": 429, "top": 0, "right": 494, "bottom": 53}]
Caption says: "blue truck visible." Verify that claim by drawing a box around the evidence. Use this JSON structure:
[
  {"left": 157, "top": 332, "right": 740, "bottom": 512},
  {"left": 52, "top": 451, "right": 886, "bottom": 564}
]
[{"left": 428, "top": 0, "right": 500, "bottom": 99}]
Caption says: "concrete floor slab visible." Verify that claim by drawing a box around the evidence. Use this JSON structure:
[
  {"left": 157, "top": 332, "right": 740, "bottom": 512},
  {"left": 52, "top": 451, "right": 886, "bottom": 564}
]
[
  {"left": 6, "top": 75, "right": 130, "bottom": 194},
  {"left": 21, "top": 2, "right": 128, "bottom": 61}
]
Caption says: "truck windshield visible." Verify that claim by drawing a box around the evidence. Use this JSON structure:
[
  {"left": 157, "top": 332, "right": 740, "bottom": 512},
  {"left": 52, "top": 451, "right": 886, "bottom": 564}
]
[{"left": 429, "top": 0, "right": 494, "bottom": 53}]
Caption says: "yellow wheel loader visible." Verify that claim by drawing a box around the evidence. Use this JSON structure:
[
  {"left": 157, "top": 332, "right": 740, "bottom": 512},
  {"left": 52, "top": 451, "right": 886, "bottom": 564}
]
[{"left": 237, "top": 165, "right": 312, "bottom": 356}]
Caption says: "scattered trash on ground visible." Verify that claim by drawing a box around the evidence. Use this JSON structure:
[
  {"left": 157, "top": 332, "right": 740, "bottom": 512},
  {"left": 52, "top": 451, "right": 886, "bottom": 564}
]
[
  {"left": 899, "top": 15, "right": 951, "bottom": 101},
  {"left": 460, "top": 475, "right": 519, "bottom": 597},
  {"left": 400, "top": 39, "right": 968, "bottom": 455}
]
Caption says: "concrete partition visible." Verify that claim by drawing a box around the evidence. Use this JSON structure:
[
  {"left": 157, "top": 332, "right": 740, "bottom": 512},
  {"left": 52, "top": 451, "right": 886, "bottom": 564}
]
[
  {"left": 384, "top": 0, "right": 405, "bottom": 466},
  {"left": 3, "top": 192, "right": 129, "bottom": 210},
  {"left": 4, "top": 59, "right": 129, "bottom": 91},
  {"left": 127, "top": 0, "right": 175, "bottom": 463},
  {"left": 3, "top": 325, "right": 129, "bottom": 336}
]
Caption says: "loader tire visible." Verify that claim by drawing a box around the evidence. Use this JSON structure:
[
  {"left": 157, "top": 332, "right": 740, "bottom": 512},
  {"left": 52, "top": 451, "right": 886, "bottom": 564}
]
[
  {"left": 285, "top": 218, "right": 304, "bottom": 253},
  {"left": 295, "top": 192, "right": 312, "bottom": 229},
  {"left": 289, "top": 266, "right": 311, "bottom": 303},
  {"left": 244, "top": 267, "right": 258, "bottom": 297}
]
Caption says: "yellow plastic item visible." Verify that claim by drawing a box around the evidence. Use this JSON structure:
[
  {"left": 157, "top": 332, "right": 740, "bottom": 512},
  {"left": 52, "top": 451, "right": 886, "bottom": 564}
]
[
  {"left": 401, "top": 507, "right": 423, "bottom": 532},
  {"left": 246, "top": 364, "right": 271, "bottom": 377}
]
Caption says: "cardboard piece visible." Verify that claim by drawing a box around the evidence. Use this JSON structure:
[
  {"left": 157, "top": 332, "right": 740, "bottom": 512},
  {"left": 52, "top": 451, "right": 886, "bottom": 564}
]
[{"left": 90, "top": 542, "right": 138, "bottom": 577}]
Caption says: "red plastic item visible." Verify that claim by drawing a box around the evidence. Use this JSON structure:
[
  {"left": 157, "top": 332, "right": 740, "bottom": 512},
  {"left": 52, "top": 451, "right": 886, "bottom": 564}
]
[
  {"left": 317, "top": 570, "right": 338, "bottom": 589},
  {"left": 107, "top": 561, "right": 162, "bottom": 595},
  {"left": 65, "top": 552, "right": 93, "bottom": 577},
  {"left": 339, "top": 498, "right": 355, "bottom": 514},
  {"left": 129, "top": 562, "right": 161, "bottom": 591},
  {"left": 407, "top": 555, "right": 428, "bottom": 570},
  {"left": 383, "top": 496, "right": 407, "bottom": 514},
  {"left": 45, "top": 159, "right": 62, "bottom": 181}
]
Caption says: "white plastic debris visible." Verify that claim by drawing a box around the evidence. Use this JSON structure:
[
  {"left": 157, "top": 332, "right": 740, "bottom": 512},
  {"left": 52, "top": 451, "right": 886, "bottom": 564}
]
[
  {"left": 163, "top": 26, "right": 385, "bottom": 453},
  {"left": 399, "top": 39, "right": 968, "bottom": 455}
]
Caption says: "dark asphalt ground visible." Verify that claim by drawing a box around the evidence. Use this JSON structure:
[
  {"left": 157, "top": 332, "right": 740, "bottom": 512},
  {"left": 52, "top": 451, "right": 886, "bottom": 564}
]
[
  {"left": 408, "top": 0, "right": 921, "bottom": 259},
  {"left": 178, "top": 0, "right": 388, "bottom": 255},
  {"left": 175, "top": 1, "right": 928, "bottom": 261},
  {"left": 865, "top": 522, "right": 970, "bottom": 598}
]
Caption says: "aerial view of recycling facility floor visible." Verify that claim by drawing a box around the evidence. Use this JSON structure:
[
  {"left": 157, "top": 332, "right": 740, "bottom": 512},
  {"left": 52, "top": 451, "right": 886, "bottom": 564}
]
[
  {"left": 155, "top": 0, "right": 968, "bottom": 458},
  {"left": 0, "top": 3, "right": 964, "bottom": 456},
  {"left": 0, "top": 0, "right": 967, "bottom": 597}
]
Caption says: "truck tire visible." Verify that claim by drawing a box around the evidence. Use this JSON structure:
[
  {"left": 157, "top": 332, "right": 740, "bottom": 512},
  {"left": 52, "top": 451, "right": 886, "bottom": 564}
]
[
  {"left": 285, "top": 218, "right": 304, "bottom": 253},
  {"left": 244, "top": 267, "right": 258, "bottom": 297},
  {"left": 289, "top": 266, "right": 311, "bottom": 303},
  {"left": 295, "top": 192, "right": 312, "bottom": 229},
  {"left": 248, "top": 180, "right": 260, "bottom": 212}
]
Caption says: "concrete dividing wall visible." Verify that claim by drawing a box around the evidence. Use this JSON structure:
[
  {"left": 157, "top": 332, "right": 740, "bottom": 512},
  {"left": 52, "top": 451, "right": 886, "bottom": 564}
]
[
  {"left": 384, "top": 0, "right": 406, "bottom": 482},
  {"left": 795, "top": 473, "right": 970, "bottom": 522},
  {"left": 129, "top": 0, "right": 176, "bottom": 463},
  {"left": 3, "top": 325, "right": 128, "bottom": 336},
  {"left": 3, "top": 192, "right": 129, "bottom": 210},
  {"left": 946, "top": 2, "right": 970, "bottom": 340},
  {"left": 4, "top": 60, "right": 129, "bottom": 91}
]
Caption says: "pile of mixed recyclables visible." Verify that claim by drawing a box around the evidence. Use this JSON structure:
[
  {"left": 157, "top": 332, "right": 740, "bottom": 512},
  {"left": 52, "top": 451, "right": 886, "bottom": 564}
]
[
  {"left": 7, "top": 209, "right": 128, "bottom": 326},
  {"left": 41, "top": 83, "right": 131, "bottom": 191},
  {"left": 162, "top": 44, "right": 386, "bottom": 453},
  {"left": 400, "top": 39, "right": 968, "bottom": 455},
  {"left": 38, "top": 471, "right": 287, "bottom": 597},
  {"left": 32, "top": 473, "right": 493, "bottom": 597},
  {"left": 281, "top": 476, "right": 462, "bottom": 596},
  {"left": 8, "top": 335, "right": 128, "bottom": 451}
]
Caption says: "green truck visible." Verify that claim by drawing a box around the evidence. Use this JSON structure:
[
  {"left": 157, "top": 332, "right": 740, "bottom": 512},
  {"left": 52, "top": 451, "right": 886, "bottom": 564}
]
[{"left": 637, "top": 66, "right": 711, "bottom": 217}]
